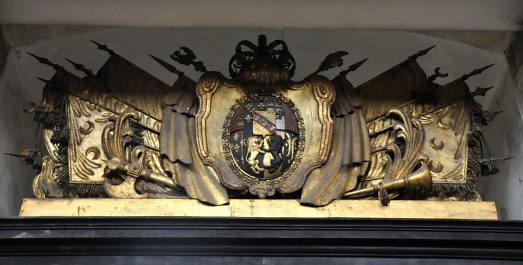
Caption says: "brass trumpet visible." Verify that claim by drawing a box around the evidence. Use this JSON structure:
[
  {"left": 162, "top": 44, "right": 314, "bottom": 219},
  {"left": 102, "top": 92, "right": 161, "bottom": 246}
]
[{"left": 344, "top": 162, "right": 432, "bottom": 198}]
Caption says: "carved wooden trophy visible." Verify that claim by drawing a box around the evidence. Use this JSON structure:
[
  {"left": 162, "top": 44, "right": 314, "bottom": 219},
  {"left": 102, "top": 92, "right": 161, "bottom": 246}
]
[{"left": 15, "top": 35, "right": 505, "bottom": 218}]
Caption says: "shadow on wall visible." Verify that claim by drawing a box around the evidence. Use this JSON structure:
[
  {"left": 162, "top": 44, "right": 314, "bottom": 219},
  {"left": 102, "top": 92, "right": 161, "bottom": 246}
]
[
  {"left": 477, "top": 32, "right": 523, "bottom": 220},
  {"left": 0, "top": 27, "right": 10, "bottom": 76}
]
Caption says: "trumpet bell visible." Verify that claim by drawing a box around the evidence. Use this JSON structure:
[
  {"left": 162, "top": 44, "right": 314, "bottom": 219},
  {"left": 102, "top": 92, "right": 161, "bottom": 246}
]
[{"left": 345, "top": 162, "right": 432, "bottom": 198}]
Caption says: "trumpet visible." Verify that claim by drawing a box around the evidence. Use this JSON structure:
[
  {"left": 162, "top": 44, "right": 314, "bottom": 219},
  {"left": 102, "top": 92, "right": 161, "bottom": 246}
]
[{"left": 344, "top": 162, "right": 432, "bottom": 198}]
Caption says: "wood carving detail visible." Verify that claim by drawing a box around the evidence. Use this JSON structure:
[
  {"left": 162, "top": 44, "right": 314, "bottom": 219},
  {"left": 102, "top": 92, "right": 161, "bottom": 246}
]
[{"left": 20, "top": 34, "right": 504, "bottom": 207}]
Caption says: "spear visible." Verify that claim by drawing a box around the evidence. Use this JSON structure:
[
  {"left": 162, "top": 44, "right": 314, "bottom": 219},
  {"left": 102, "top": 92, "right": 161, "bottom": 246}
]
[
  {"left": 462, "top": 64, "right": 494, "bottom": 80},
  {"left": 340, "top": 58, "right": 369, "bottom": 76},
  {"left": 26, "top": 52, "right": 63, "bottom": 70},
  {"left": 408, "top": 45, "right": 436, "bottom": 61},
  {"left": 480, "top": 156, "right": 513, "bottom": 164},
  {"left": 482, "top": 110, "right": 503, "bottom": 123},
  {"left": 309, "top": 50, "right": 349, "bottom": 76},
  {"left": 149, "top": 54, "right": 184, "bottom": 76},
  {"left": 65, "top": 58, "right": 94, "bottom": 77},
  {"left": 471, "top": 86, "right": 494, "bottom": 97},
  {"left": 91, "top": 40, "right": 115, "bottom": 55}
]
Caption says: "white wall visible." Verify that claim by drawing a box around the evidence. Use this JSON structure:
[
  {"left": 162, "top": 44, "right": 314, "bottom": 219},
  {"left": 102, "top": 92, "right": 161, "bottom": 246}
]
[
  {"left": 478, "top": 67, "right": 523, "bottom": 220},
  {"left": 1, "top": 0, "right": 522, "bottom": 31},
  {"left": 0, "top": 27, "right": 515, "bottom": 217}
]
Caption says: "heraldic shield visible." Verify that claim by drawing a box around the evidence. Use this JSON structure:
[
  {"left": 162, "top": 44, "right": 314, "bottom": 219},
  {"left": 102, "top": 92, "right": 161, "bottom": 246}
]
[{"left": 196, "top": 73, "right": 335, "bottom": 198}]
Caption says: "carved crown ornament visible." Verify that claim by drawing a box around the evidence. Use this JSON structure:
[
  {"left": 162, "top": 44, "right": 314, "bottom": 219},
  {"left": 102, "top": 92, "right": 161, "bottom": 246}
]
[{"left": 12, "top": 34, "right": 509, "bottom": 207}]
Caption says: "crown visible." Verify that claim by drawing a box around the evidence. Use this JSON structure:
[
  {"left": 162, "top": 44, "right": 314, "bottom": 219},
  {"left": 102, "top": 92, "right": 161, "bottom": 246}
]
[{"left": 228, "top": 35, "right": 296, "bottom": 85}]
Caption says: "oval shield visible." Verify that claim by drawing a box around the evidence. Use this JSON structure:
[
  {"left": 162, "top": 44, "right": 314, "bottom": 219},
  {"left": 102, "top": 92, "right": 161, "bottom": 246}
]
[{"left": 223, "top": 93, "right": 305, "bottom": 185}]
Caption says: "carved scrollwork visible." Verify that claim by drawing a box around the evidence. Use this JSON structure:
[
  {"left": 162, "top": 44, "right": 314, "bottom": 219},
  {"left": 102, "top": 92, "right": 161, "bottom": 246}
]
[
  {"left": 103, "top": 146, "right": 148, "bottom": 199},
  {"left": 101, "top": 109, "right": 178, "bottom": 198},
  {"left": 362, "top": 107, "right": 431, "bottom": 198},
  {"left": 384, "top": 108, "right": 429, "bottom": 177},
  {"left": 67, "top": 96, "right": 105, "bottom": 182},
  {"left": 101, "top": 109, "right": 145, "bottom": 198},
  {"left": 101, "top": 109, "right": 138, "bottom": 160},
  {"left": 32, "top": 156, "right": 64, "bottom": 198}
]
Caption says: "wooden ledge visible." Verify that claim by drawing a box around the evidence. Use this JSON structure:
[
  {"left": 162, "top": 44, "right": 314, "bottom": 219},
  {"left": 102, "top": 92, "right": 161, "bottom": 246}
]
[{"left": 19, "top": 198, "right": 498, "bottom": 220}]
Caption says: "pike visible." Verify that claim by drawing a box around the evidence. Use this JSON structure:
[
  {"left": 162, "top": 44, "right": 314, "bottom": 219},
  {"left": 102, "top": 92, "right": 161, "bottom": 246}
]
[
  {"left": 408, "top": 45, "right": 436, "bottom": 61},
  {"left": 471, "top": 86, "right": 494, "bottom": 97},
  {"left": 462, "top": 64, "right": 494, "bottom": 80},
  {"left": 65, "top": 58, "right": 94, "bottom": 77},
  {"left": 91, "top": 40, "right": 115, "bottom": 55},
  {"left": 149, "top": 54, "right": 184, "bottom": 76},
  {"left": 340, "top": 57, "right": 369, "bottom": 76},
  {"left": 4, "top": 152, "right": 27, "bottom": 158},
  {"left": 309, "top": 50, "right": 349, "bottom": 76},
  {"left": 26, "top": 52, "right": 63, "bottom": 70},
  {"left": 482, "top": 110, "right": 503, "bottom": 123},
  {"left": 480, "top": 156, "right": 513, "bottom": 164}
]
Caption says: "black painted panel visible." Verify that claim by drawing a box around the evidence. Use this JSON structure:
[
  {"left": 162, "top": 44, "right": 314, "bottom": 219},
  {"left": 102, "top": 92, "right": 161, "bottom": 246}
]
[{"left": 0, "top": 218, "right": 521, "bottom": 264}]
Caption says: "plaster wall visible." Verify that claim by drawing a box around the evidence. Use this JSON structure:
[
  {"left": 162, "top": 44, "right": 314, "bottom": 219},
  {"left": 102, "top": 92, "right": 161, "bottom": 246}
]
[
  {"left": 477, "top": 70, "right": 523, "bottom": 220},
  {"left": 477, "top": 33, "right": 523, "bottom": 220},
  {"left": 0, "top": 26, "right": 516, "bottom": 217},
  {"left": 1, "top": 0, "right": 522, "bottom": 31}
]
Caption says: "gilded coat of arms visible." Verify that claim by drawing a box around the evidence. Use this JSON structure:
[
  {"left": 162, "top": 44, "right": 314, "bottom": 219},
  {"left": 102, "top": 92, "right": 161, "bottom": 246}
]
[
  {"left": 18, "top": 34, "right": 507, "bottom": 207},
  {"left": 195, "top": 36, "right": 334, "bottom": 198}
]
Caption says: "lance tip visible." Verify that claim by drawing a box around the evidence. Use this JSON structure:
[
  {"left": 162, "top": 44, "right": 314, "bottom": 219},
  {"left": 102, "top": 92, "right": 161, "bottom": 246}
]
[
  {"left": 36, "top": 77, "right": 49, "bottom": 83},
  {"left": 5, "top": 152, "right": 23, "bottom": 157},
  {"left": 91, "top": 40, "right": 114, "bottom": 54},
  {"left": 26, "top": 52, "right": 46, "bottom": 63},
  {"left": 410, "top": 45, "right": 436, "bottom": 60},
  {"left": 471, "top": 86, "right": 494, "bottom": 97},
  {"left": 341, "top": 57, "right": 369, "bottom": 76},
  {"left": 26, "top": 51, "right": 39, "bottom": 59},
  {"left": 464, "top": 64, "right": 495, "bottom": 80},
  {"left": 150, "top": 54, "right": 183, "bottom": 75}
]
